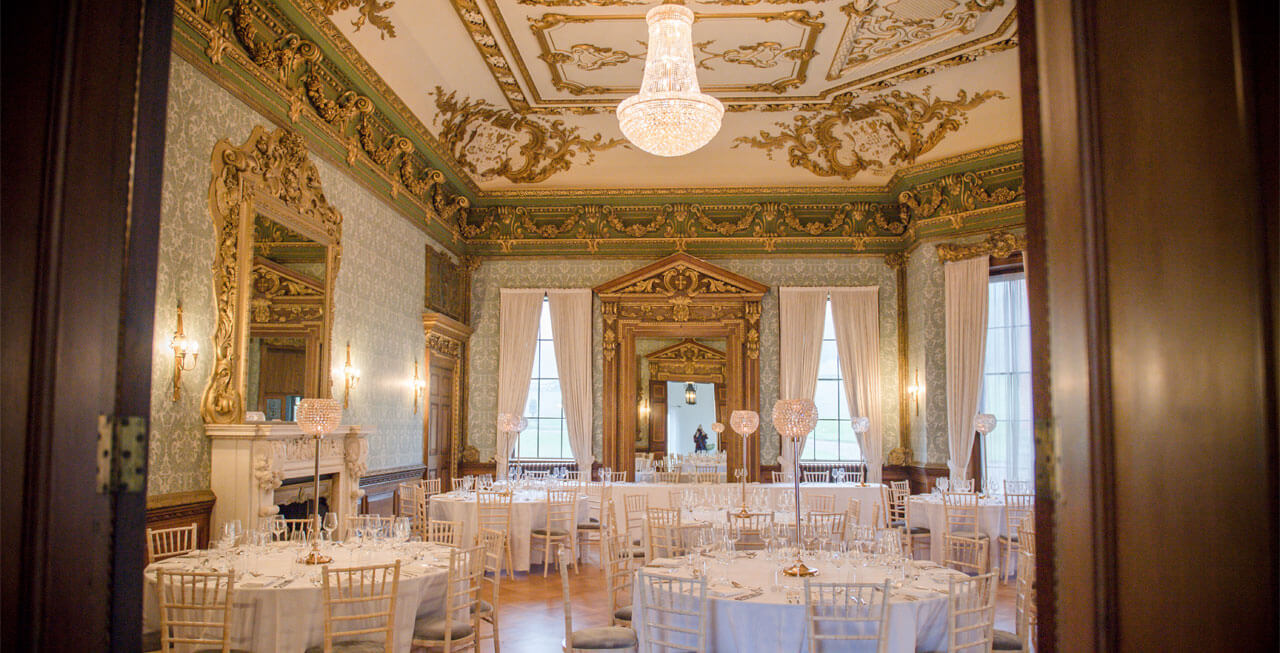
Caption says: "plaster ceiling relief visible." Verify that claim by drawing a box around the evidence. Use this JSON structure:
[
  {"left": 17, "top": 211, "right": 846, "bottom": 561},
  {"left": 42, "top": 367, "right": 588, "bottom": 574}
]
[{"left": 320, "top": 0, "right": 1021, "bottom": 193}]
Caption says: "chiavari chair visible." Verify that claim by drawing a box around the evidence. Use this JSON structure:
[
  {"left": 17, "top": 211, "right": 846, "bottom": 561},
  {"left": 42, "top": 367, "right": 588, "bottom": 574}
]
[
  {"left": 560, "top": 550, "right": 639, "bottom": 652},
  {"left": 269, "top": 518, "right": 314, "bottom": 542},
  {"left": 726, "top": 511, "right": 774, "bottom": 550},
  {"left": 803, "top": 579, "right": 891, "bottom": 653},
  {"left": 309, "top": 561, "right": 400, "bottom": 653},
  {"left": 526, "top": 470, "right": 550, "bottom": 480},
  {"left": 532, "top": 489, "right": 579, "bottom": 577},
  {"left": 398, "top": 480, "right": 424, "bottom": 522},
  {"left": 476, "top": 528, "right": 507, "bottom": 653},
  {"left": 608, "top": 470, "right": 628, "bottom": 483},
  {"left": 846, "top": 498, "right": 862, "bottom": 530},
  {"left": 883, "top": 484, "right": 930, "bottom": 559},
  {"left": 147, "top": 524, "right": 198, "bottom": 563},
  {"left": 155, "top": 569, "right": 236, "bottom": 653},
  {"left": 998, "top": 490, "right": 1034, "bottom": 582},
  {"left": 804, "top": 492, "right": 835, "bottom": 513},
  {"left": 848, "top": 467, "right": 866, "bottom": 484},
  {"left": 875, "top": 528, "right": 904, "bottom": 557},
  {"left": 645, "top": 507, "right": 683, "bottom": 559},
  {"left": 771, "top": 471, "right": 786, "bottom": 483},
  {"left": 344, "top": 514, "right": 393, "bottom": 540},
  {"left": 423, "top": 477, "right": 443, "bottom": 496},
  {"left": 1014, "top": 518, "right": 1038, "bottom": 651},
  {"left": 413, "top": 487, "right": 433, "bottom": 542},
  {"left": 623, "top": 494, "right": 648, "bottom": 559},
  {"left": 413, "top": 545, "right": 483, "bottom": 652},
  {"left": 802, "top": 470, "right": 830, "bottom": 484},
  {"left": 476, "top": 490, "right": 515, "bottom": 578},
  {"left": 805, "top": 511, "right": 847, "bottom": 545},
  {"left": 564, "top": 470, "right": 583, "bottom": 482},
  {"left": 889, "top": 479, "right": 910, "bottom": 493},
  {"left": 452, "top": 478, "right": 468, "bottom": 491},
  {"left": 602, "top": 527, "right": 636, "bottom": 628},
  {"left": 425, "top": 519, "right": 460, "bottom": 547},
  {"left": 638, "top": 570, "right": 708, "bottom": 653},
  {"left": 943, "top": 492, "right": 989, "bottom": 574},
  {"left": 578, "top": 481, "right": 610, "bottom": 565},
  {"left": 945, "top": 569, "right": 999, "bottom": 653},
  {"left": 654, "top": 471, "right": 681, "bottom": 484}
]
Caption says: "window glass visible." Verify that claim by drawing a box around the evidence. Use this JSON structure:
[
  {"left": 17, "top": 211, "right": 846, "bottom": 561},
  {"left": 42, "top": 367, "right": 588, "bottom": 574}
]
[
  {"left": 515, "top": 297, "right": 572, "bottom": 459},
  {"left": 801, "top": 299, "right": 864, "bottom": 462},
  {"left": 980, "top": 274, "right": 1034, "bottom": 486}
]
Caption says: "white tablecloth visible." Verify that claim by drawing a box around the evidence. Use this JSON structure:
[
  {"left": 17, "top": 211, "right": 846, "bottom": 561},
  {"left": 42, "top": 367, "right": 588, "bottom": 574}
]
[
  {"left": 908, "top": 494, "right": 1011, "bottom": 567},
  {"left": 143, "top": 542, "right": 453, "bottom": 652},
  {"left": 609, "top": 482, "right": 885, "bottom": 535},
  {"left": 631, "top": 555, "right": 965, "bottom": 652},
  {"left": 429, "top": 490, "right": 588, "bottom": 572}
]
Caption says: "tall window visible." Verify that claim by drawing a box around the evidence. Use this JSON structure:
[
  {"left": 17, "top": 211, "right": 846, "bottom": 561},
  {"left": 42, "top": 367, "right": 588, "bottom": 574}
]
[
  {"left": 980, "top": 273, "right": 1034, "bottom": 486},
  {"left": 515, "top": 298, "right": 572, "bottom": 459},
  {"left": 802, "top": 299, "right": 864, "bottom": 462}
]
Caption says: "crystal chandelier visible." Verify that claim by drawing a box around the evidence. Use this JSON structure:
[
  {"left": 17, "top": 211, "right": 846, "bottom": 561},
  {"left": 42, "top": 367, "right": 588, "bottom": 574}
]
[{"left": 617, "top": 4, "right": 724, "bottom": 157}]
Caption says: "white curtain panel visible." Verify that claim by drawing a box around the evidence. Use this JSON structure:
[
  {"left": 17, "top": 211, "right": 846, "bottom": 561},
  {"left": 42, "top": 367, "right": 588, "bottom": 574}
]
[
  {"left": 830, "top": 287, "right": 884, "bottom": 484},
  {"left": 496, "top": 289, "right": 545, "bottom": 478},
  {"left": 776, "top": 287, "right": 828, "bottom": 478},
  {"left": 548, "top": 289, "right": 594, "bottom": 474},
  {"left": 944, "top": 257, "right": 990, "bottom": 480}
]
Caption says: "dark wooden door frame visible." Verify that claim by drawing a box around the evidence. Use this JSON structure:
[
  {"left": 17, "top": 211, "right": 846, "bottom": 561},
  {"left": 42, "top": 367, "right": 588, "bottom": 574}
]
[{"left": 1, "top": 0, "right": 174, "bottom": 649}]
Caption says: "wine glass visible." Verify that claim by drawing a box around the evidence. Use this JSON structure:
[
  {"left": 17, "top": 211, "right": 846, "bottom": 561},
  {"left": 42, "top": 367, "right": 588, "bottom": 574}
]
[
  {"left": 323, "top": 512, "right": 337, "bottom": 542},
  {"left": 725, "top": 523, "right": 740, "bottom": 557},
  {"left": 270, "top": 516, "right": 286, "bottom": 543}
]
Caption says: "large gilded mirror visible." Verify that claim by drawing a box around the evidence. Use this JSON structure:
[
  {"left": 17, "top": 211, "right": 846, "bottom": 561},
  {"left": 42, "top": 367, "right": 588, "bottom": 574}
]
[
  {"left": 595, "top": 254, "right": 767, "bottom": 478},
  {"left": 202, "top": 127, "right": 342, "bottom": 424}
]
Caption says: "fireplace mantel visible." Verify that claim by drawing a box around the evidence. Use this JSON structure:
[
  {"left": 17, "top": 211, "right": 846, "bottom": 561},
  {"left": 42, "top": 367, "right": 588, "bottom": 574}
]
[{"left": 205, "top": 423, "right": 371, "bottom": 538}]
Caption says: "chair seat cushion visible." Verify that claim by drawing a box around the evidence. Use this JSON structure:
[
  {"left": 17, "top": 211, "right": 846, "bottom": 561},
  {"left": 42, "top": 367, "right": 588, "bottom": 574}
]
[
  {"left": 475, "top": 598, "right": 494, "bottom": 614},
  {"left": 304, "top": 642, "right": 384, "bottom": 653},
  {"left": 199, "top": 650, "right": 252, "bottom": 653},
  {"left": 998, "top": 534, "right": 1019, "bottom": 543},
  {"left": 533, "top": 527, "right": 568, "bottom": 537},
  {"left": 413, "top": 615, "right": 475, "bottom": 641},
  {"left": 614, "top": 605, "right": 632, "bottom": 621},
  {"left": 577, "top": 522, "right": 601, "bottom": 530},
  {"left": 569, "top": 626, "right": 639, "bottom": 649},
  {"left": 992, "top": 629, "right": 1022, "bottom": 650},
  {"left": 629, "top": 547, "right": 646, "bottom": 558},
  {"left": 141, "top": 630, "right": 161, "bottom": 652}
]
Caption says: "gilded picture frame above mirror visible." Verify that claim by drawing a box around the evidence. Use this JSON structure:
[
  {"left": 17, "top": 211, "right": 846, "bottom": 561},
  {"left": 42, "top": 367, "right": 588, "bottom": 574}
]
[{"left": 201, "top": 126, "right": 344, "bottom": 424}]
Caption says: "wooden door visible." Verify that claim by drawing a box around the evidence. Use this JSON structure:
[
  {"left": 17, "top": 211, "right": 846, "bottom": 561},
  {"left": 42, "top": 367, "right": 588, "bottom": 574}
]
[
  {"left": 648, "top": 381, "right": 667, "bottom": 457},
  {"left": 425, "top": 359, "right": 454, "bottom": 481}
]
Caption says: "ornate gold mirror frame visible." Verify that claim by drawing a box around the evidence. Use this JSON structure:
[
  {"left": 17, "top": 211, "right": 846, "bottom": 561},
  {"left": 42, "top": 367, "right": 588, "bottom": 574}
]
[
  {"left": 595, "top": 253, "right": 767, "bottom": 479},
  {"left": 202, "top": 126, "right": 343, "bottom": 424}
]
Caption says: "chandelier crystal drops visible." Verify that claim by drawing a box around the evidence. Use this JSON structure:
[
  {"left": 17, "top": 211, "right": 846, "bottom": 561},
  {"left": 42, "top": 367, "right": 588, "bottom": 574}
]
[{"left": 617, "top": 4, "right": 724, "bottom": 157}]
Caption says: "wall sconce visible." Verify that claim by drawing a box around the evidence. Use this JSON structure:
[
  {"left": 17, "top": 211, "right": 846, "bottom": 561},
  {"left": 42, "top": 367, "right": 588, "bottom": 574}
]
[
  {"left": 412, "top": 358, "right": 426, "bottom": 414},
  {"left": 906, "top": 368, "right": 922, "bottom": 416},
  {"left": 340, "top": 342, "right": 360, "bottom": 409},
  {"left": 684, "top": 382, "right": 698, "bottom": 405},
  {"left": 638, "top": 393, "right": 649, "bottom": 419},
  {"left": 170, "top": 302, "right": 198, "bottom": 401}
]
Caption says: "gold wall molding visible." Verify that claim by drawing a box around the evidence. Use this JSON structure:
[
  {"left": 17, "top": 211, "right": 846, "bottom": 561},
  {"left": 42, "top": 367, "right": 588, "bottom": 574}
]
[
  {"left": 826, "top": 0, "right": 1004, "bottom": 80},
  {"left": 935, "top": 230, "right": 1027, "bottom": 262},
  {"left": 313, "top": 0, "right": 398, "bottom": 40},
  {"left": 202, "top": 126, "right": 343, "bottom": 424},
  {"left": 735, "top": 87, "right": 1005, "bottom": 180},
  {"left": 646, "top": 339, "right": 728, "bottom": 384}
]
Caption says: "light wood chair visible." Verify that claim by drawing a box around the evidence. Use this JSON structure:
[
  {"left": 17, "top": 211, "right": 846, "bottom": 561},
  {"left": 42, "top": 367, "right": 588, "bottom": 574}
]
[
  {"left": 532, "top": 489, "right": 579, "bottom": 577},
  {"left": 268, "top": 517, "right": 314, "bottom": 543},
  {"left": 883, "top": 485, "right": 930, "bottom": 559},
  {"left": 998, "top": 491, "right": 1034, "bottom": 582},
  {"left": 805, "top": 512, "right": 847, "bottom": 545},
  {"left": 848, "top": 468, "right": 866, "bottom": 484},
  {"left": 155, "top": 569, "right": 236, "bottom": 653},
  {"left": 726, "top": 511, "right": 774, "bottom": 550},
  {"left": 654, "top": 471, "right": 681, "bottom": 484},
  {"left": 425, "top": 519, "right": 460, "bottom": 547},
  {"left": 804, "top": 492, "right": 835, "bottom": 513},
  {"left": 476, "top": 528, "right": 507, "bottom": 653},
  {"left": 399, "top": 480, "right": 424, "bottom": 521},
  {"left": 608, "top": 471, "right": 628, "bottom": 483},
  {"left": 413, "top": 545, "right": 483, "bottom": 652},
  {"left": 622, "top": 494, "right": 648, "bottom": 559},
  {"left": 476, "top": 490, "right": 515, "bottom": 578},
  {"left": 423, "top": 477, "right": 443, "bottom": 496},
  {"left": 771, "top": 471, "right": 786, "bottom": 483},
  {"left": 802, "top": 579, "right": 891, "bottom": 653},
  {"left": 147, "top": 524, "right": 198, "bottom": 563},
  {"left": 452, "top": 478, "right": 468, "bottom": 491},
  {"left": 846, "top": 498, "right": 862, "bottom": 530},
  {"left": 1003, "top": 480, "right": 1032, "bottom": 495},
  {"left": 560, "top": 550, "right": 638, "bottom": 652},
  {"left": 309, "top": 561, "right": 400, "bottom": 653},
  {"left": 1013, "top": 519, "right": 1038, "bottom": 651},
  {"left": 602, "top": 528, "right": 635, "bottom": 628},
  {"left": 945, "top": 569, "right": 998, "bottom": 653},
  {"left": 344, "top": 514, "right": 393, "bottom": 540},
  {"left": 875, "top": 528, "right": 905, "bottom": 557},
  {"left": 943, "top": 491, "right": 990, "bottom": 574},
  {"left": 578, "top": 482, "right": 610, "bottom": 565},
  {"left": 637, "top": 570, "right": 708, "bottom": 653},
  {"left": 413, "top": 487, "right": 433, "bottom": 542},
  {"left": 645, "top": 507, "right": 683, "bottom": 559},
  {"left": 803, "top": 470, "right": 830, "bottom": 484},
  {"left": 526, "top": 470, "right": 550, "bottom": 480},
  {"left": 889, "top": 479, "right": 910, "bottom": 493},
  {"left": 692, "top": 471, "right": 719, "bottom": 484}
]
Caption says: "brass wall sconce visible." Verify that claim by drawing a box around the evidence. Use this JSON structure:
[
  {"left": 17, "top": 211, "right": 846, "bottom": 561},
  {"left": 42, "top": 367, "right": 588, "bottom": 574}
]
[
  {"left": 906, "top": 368, "right": 922, "bottom": 416},
  {"left": 170, "top": 302, "right": 199, "bottom": 401},
  {"left": 340, "top": 342, "right": 360, "bottom": 409},
  {"left": 412, "top": 358, "right": 426, "bottom": 414}
]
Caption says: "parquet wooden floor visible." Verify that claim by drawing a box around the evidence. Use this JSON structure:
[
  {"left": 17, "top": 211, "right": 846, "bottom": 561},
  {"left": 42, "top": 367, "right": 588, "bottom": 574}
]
[{"left": 433, "top": 560, "right": 1020, "bottom": 653}]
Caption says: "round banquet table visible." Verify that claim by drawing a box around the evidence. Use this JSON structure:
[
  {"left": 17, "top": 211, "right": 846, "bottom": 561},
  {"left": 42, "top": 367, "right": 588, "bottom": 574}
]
[
  {"left": 609, "top": 482, "right": 885, "bottom": 534},
  {"left": 429, "top": 489, "right": 588, "bottom": 572},
  {"left": 908, "top": 493, "right": 1012, "bottom": 567},
  {"left": 631, "top": 553, "right": 967, "bottom": 652},
  {"left": 143, "top": 541, "right": 454, "bottom": 652}
]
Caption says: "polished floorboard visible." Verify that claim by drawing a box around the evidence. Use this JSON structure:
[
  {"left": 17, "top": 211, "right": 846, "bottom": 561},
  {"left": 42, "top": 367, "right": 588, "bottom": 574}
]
[{"left": 442, "top": 559, "right": 1019, "bottom": 653}]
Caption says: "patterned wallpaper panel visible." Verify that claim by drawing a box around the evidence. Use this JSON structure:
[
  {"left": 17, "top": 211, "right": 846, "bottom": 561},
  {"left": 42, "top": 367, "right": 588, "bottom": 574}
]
[
  {"left": 147, "top": 58, "right": 440, "bottom": 495},
  {"left": 466, "top": 256, "right": 901, "bottom": 468}
]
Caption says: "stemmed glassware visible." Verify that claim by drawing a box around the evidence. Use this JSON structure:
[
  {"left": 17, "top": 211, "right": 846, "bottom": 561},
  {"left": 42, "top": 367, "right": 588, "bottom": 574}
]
[
  {"left": 269, "top": 516, "right": 286, "bottom": 543},
  {"left": 322, "top": 512, "right": 337, "bottom": 543}
]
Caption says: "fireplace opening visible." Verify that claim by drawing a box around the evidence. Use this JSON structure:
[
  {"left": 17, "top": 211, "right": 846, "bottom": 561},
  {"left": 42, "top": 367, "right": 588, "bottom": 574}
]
[{"left": 275, "top": 474, "right": 334, "bottom": 520}]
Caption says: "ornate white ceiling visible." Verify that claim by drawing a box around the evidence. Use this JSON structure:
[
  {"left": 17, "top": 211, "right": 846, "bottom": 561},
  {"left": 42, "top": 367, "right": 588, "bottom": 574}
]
[{"left": 321, "top": 0, "right": 1021, "bottom": 194}]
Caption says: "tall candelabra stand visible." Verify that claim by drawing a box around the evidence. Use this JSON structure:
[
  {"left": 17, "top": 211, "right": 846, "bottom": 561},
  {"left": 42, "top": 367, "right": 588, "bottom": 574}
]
[
  {"left": 497, "top": 413, "right": 529, "bottom": 481},
  {"left": 850, "top": 417, "right": 870, "bottom": 485},
  {"left": 728, "top": 410, "right": 759, "bottom": 517},
  {"left": 774, "top": 399, "right": 819, "bottom": 577},
  {"left": 974, "top": 413, "right": 997, "bottom": 491},
  {"left": 296, "top": 398, "right": 342, "bottom": 565}
]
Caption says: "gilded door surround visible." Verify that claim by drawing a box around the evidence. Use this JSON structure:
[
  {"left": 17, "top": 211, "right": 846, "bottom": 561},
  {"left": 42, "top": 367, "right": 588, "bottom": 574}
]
[
  {"left": 645, "top": 339, "right": 728, "bottom": 385},
  {"left": 595, "top": 253, "right": 767, "bottom": 479},
  {"left": 201, "top": 126, "right": 343, "bottom": 424},
  {"left": 422, "top": 311, "right": 474, "bottom": 488}
]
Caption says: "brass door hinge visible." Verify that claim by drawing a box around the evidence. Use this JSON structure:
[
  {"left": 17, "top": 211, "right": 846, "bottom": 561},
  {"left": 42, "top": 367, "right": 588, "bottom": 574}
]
[{"left": 97, "top": 415, "right": 147, "bottom": 493}]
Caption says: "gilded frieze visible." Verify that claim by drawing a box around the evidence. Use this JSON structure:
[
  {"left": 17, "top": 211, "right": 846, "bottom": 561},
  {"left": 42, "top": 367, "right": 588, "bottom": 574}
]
[
  {"left": 312, "top": 0, "right": 398, "bottom": 40},
  {"left": 827, "top": 0, "right": 1005, "bottom": 80},
  {"left": 935, "top": 230, "right": 1026, "bottom": 262},
  {"left": 735, "top": 88, "right": 1004, "bottom": 179}
]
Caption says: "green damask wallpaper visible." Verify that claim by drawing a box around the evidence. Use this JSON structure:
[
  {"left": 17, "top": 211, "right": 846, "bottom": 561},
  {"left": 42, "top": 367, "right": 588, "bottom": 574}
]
[
  {"left": 147, "top": 58, "right": 443, "bottom": 495},
  {"left": 466, "top": 256, "right": 902, "bottom": 468}
]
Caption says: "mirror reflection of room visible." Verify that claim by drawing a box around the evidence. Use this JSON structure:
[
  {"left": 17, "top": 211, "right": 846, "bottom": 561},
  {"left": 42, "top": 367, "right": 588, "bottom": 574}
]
[{"left": 665, "top": 381, "right": 716, "bottom": 456}]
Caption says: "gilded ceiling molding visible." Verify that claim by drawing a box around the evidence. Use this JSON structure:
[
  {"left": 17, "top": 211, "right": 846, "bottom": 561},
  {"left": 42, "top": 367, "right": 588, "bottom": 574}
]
[
  {"left": 935, "top": 230, "right": 1027, "bottom": 262},
  {"left": 735, "top": 87, "right": 1005, "bottom": 179},
  {"left": 312, "top": 0, "right": 398, "bottom": 40},
  {"left": 432, "top": 87, "right": 626, "bottom": 184},
  {"left": 827, "top": 0, "right": 1005, "bottom": 80}
]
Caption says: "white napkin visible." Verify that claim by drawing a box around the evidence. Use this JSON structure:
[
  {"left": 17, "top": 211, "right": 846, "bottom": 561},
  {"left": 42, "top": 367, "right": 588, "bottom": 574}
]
[
  {"left": 708, "top": 584, "right": 751, "bottom": 599},
  {"left": 646, "top": 557, "right": 684, "bottom": 568}
]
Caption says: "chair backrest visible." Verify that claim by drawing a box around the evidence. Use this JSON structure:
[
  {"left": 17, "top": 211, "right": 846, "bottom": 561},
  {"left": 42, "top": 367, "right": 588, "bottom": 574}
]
[
  {"left": 546, "top": 489, "right": 578, "bottom": 535},
  {"left": 476, "top": 490, "right": 513, "bottom": 534},
  {"left": 949, "top": 477, "right": 975, "bottom": 493},
  {"left": 584, "top": 482, "right": 609, "bottom": 525},
  {"left": 344, "top": 514, "right": 393, "bottom": 539},
  {"left": 398, "top": 480, "right": 423, "bottom": 520},
  {"left": 602, "top": 529, "right": 634, "bottom": 623},
  {"left": 803, "top": 470, "right": 829, "bottom": 484},
  {"left": 623, "top": 493, "right": 648, "bottom": 540},
  {"left": 1003, "top": 479, "right": 1032, "bottom": 495},
  {"left": 692, "top": 470, "right": 719, "bottom": 484},
  {"left": 452, "top": 478, "right": 468, "bottom": 490},
  {"left": 1015, "top": 519, "right": 1038, "bottom": 643},
  {"left": 423, "top": 477, "right": 442, "bottom": 496},
  {"left": 846, "top": 498, "right": 862, "bottom": 527},
  {"left": 526, "top": 470, "right": 550, "bottom": 479},
  {"left": 947, "top": 570, "right": 998, "bottom": 653},
  {"left": 155, "top": 569, "right": 234, "bottom": 652},
  {"left": 425, "top": 519, "right": 460, "bottom": 547},
  {"left": 608, "top": 470, "right": 628, "bottom": 483},
  {"left": 478, "top": 527, "right": 506, "bottom": 610},
  {"left": 269, "top": 518, "right": 314, "bottom": 543},
  {"left": 429, "top": 545, "right": 483, "bottom": 646},
  {"left": 726, "top": 511, "right": 774, "bottom": 549},
  {"left": 889, "top": 479, "right": 910, "bottom": 493},
  {"left": 413, "top": 487, "right": 432, "bottom": 541},
  {"left": 655, "top": 471, "right": 681, "bottom": 484},
  {"left": 317, "top": 561, "right": 400, "bottom": 653},
  {"left": 848, "top": 468, "right": 866, "bottom": 484},
  {"left": 803, "top": 579, "right": 891, "bottom": 653},
  {"left": 646, "top": 507, "right": 683, "bottom": 558},
  {"left": 771, "top": 471, "right": 786, "bottom": 483},
  {"left": 638, "top": 570, "right": 708, "bottom": 653},
  {"left": 1003, "top": 492, "right": 1034, "bottom": 541},
  {"left": 806, "top": 512, "right": 847, "bottom": 542},
  {"left": 804, "top": 492, "right": 835, "bottom": 513},
  {"left": 883, "top": 485, "right": 910, "bottom": 526},
  {"left": 942, "top": 492, "right": 980, "bottom": 537},
  {"left": 147, "top": 524, "right": 198, "bottom": 563},
  {"left": 874, "top": 528, "right": 904, "bottom": 557}
]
